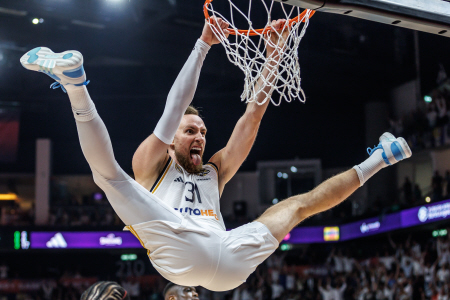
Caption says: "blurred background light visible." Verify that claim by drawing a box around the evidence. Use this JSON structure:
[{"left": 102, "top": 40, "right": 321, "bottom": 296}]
[
  {"left": 280, "top": 244, "right": 292, "bottom": 251},
  {"left": 0, "top": 193, "right": 17, "bottom": 200}
]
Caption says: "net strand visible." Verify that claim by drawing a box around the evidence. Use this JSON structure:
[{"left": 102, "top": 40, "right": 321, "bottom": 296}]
[{"left": 206, "top": 1, "right": 312, "bottom": 106}]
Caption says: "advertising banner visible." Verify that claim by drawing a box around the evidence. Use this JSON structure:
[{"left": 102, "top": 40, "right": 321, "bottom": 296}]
[
  {"left": 401, "top": 200, "right": 450, "bottom": 227},
  {"left": 30, "top": 232, "right": 141, "bottom": 249}
]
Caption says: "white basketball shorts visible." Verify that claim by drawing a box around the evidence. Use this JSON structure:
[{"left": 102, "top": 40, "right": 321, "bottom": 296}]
[{"left": 128, "top": 218, "right": 278, "bottom": 291}]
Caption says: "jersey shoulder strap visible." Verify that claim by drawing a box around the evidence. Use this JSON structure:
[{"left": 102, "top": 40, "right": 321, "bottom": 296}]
[
  {"left": 205, "top": 161, "right": 219, "bottom": 175},
  {"left": 150, "top": 157, "right": 173, "bottom": 193}
]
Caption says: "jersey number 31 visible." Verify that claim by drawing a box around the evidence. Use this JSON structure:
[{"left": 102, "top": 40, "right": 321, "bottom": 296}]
[{"left": 185, "top": 182, "right": 202, "bottom": 203}]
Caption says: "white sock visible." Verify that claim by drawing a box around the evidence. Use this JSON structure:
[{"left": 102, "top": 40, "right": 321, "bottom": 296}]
[
  {"left": 353, "top": 149, "right": 388, "bottom": 186},
  {"left": 66, "top": 85, "right": 97, "bottom": 122}
]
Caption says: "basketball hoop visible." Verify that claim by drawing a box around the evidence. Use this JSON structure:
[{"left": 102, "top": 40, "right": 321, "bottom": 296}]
[{"left": 204, "top": 0, "right": 315, "bottom": 106}]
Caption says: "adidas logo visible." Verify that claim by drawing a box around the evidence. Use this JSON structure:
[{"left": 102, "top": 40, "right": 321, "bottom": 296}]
[
  {"left": 174, "top": 176, "right": 184, "bottom": 183},
  {"left": 46, "top": 232, "right": 67, "bottom": 248}
]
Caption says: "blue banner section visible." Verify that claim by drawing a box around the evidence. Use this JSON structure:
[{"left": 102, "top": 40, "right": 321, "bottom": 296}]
[
  {"left": 283, "top": 198, "right": 450, "bottom": 244},
  {"left": 20, "top": 199, "right": 450, "bottom": 249}
]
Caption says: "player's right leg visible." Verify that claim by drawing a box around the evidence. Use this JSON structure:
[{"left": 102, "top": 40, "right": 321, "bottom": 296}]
[
  {"left": 256, "top": 132, "right": 412, "bottom": 243},
  {"left": 20, "top": 47, "right": 125, "bottom": 181},
  {"left": 20, "top": 47, "right": 181, "bottom": 225}
]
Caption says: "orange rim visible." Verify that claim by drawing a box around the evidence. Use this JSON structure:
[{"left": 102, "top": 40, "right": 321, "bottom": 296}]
[{"left": 203, "top": 0, "right": 315, "bottom": 36}]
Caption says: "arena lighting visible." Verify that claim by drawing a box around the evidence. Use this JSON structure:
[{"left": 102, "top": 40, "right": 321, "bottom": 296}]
[
  {"left": 426, "top": 196, "right": 431, "bottom": 203},
  {"left": 290, "top": 166, "right": 298, "bottom": 172},
  {"left": 277, "top": 172, "right": 282, "bottom": 178},
  {"left": 0, "top": 7, "right": 28, "bottom": 17},
  {"left": 120, "top": 254, "right": 137, "bottom": 261},
  {"left": 0, "top": 193, "right": 17, "bottom": 200},
  {"left": 282, "top": 173, "right": 288, "bottom": 179},
  {"left": 424, "top": 95, "right": 433, "bottom": 103},
  {"left": 272, "top": 198, "right": 279, "bottom": 204},
  {"left": 14, "top": 231, "right": 30, "bottom": 250},
  {"left": 71, "top": 20, "right": 105, "bottom": 30},
  {"left": 279, "top": 244, "right": 292, "bottom": 251},
  {"left": 32, "top": 18, "right": 39, "bottom": 25},
  {"left": 432, "top": 229, "right": 447, "bottom": 237}
]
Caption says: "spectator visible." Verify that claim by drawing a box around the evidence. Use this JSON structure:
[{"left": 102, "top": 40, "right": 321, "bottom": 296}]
[
  {"left": 318, "top": 278, "right": 334, "bottom": 300},
  {"left": 271, "top": 279, "right": 284, "bottom": 300},
  {"left": 414, "top": 184, "right": 423, "bottom": 203},
  {"left": 446, "top": 171, "right": 450, "bottom": 199},
  {"left": 402, "top": 177, "right": 413, "bottom": 205},
  {"left": 432, "top": 171, "right": 444, "bottom": 202}
]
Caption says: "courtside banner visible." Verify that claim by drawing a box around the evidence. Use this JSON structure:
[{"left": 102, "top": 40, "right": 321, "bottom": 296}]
[
  {"left": 401, "top": 199, "right": 450, "bottom": 227},
  {"left": 30, "top": 232, "right": 141, "bottom": 249},
  {"left": 29, "top": 200, "right": 450, "bottom": 249},
  {"left": 282, "top": 226, "right": 328, "bottom": 243},
  {"left": 339, "top": 213, "right": 401, "bottom": 241}
]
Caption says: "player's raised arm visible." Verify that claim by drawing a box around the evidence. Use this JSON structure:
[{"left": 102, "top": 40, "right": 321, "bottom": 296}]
[
  {"left": 133, "top": 17, "right": 230, "bottom": 190},
  {"left": 209, "top": 19, "right": 288, "bottom": 193}
]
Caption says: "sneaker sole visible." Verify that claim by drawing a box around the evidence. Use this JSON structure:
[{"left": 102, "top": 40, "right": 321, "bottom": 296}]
[
  {"left": 396, "top": 137, "right": 412, "bottom": 159},
  {"left": 20, "top": 47, "right": 83, "bottom": 78}
]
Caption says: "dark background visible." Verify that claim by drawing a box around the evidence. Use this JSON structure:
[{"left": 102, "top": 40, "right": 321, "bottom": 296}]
[{"left": 0, "top": 0, "right": 449, "bottom": 174}]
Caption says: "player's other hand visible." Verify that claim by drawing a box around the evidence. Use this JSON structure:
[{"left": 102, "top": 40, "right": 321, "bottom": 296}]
[
  {"left": 200, "top": 16, "right": 230, "bottom": 46},
  {"left": 266, "top": 19, "right": 289, "bottom": 58}
]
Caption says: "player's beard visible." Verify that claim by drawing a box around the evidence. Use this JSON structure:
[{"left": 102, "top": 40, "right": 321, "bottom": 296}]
[{"left": 174, "top": 148, "right": 204, "bottom": 174}]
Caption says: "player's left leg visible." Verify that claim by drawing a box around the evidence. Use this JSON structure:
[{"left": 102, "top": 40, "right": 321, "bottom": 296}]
[{"left": 256, "top": 132, "right": 412, "bottom": 242}]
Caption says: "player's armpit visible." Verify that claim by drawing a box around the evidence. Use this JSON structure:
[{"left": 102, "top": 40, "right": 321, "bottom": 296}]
[
  {"left": 132, "top": 133, "right": 170, "bottom": 190},
  {"left": 208, "top": 151, "right": 225, "bottom": 195}
]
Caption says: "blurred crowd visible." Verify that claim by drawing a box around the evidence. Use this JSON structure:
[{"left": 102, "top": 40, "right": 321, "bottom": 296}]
[
  {"left": 1, "top": 230, "right": 450, "bottom": 300},
  {"left": 389, "top": 90, "right": 450, "bottom": 152},
  {"left": 213, "top": 231, "right": 450, "bottom": 300}
]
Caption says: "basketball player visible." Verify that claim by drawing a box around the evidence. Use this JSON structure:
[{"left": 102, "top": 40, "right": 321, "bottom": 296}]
[
  {"left": 81, "top": 281, "right": 129, "bottom": 300},
  {"left": 20, "top": 17, "right": 411, "bottom": 291},
  {"left": 163, "top": 283, "right": 199, "bottom": 300}
]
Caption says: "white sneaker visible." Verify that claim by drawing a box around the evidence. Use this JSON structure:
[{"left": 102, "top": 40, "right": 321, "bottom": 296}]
[
  {"left": 20, "top": 47, "right": 88, "bottom": 92},
  {"left": 367, "top": 132, "right": 412, "bottom": 165}
]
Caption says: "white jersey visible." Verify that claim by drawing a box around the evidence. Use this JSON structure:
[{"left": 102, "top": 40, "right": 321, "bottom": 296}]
[{"left": 150, "top": 157, "right": 226, "bottom": 231}]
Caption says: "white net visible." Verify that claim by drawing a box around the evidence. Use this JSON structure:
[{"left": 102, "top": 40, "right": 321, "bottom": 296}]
[{"left": 205, "top": 0, "right": 313, "bottom": 106}]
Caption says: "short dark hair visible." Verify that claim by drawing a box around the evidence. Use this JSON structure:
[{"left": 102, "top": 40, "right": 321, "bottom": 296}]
[
  {"left": 81, "top": 281, "right": 130, "bottom": 300},
  {"left": 185, "top": 106, "right": 200, "bottom": 116},
  {"left": 163, "top": 282, "right": 176, "bottom": 297}
]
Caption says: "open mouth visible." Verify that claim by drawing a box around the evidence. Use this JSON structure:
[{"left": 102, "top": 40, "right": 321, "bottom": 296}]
[
  {"left": 190, "top": 147, "right": 202, "bottom": 166},
  {"left": 190, "top": 147, "right": 201, "bottom": 155}
]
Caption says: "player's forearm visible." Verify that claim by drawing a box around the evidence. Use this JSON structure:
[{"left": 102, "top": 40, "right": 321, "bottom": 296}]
[{"left": 153, "top": 39, "right": 210, "bottom": 144}]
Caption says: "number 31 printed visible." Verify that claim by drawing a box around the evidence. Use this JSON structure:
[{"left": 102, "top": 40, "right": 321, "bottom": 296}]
[{"left": 185, "top": 182, "right": 202, "bottom": 203}]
